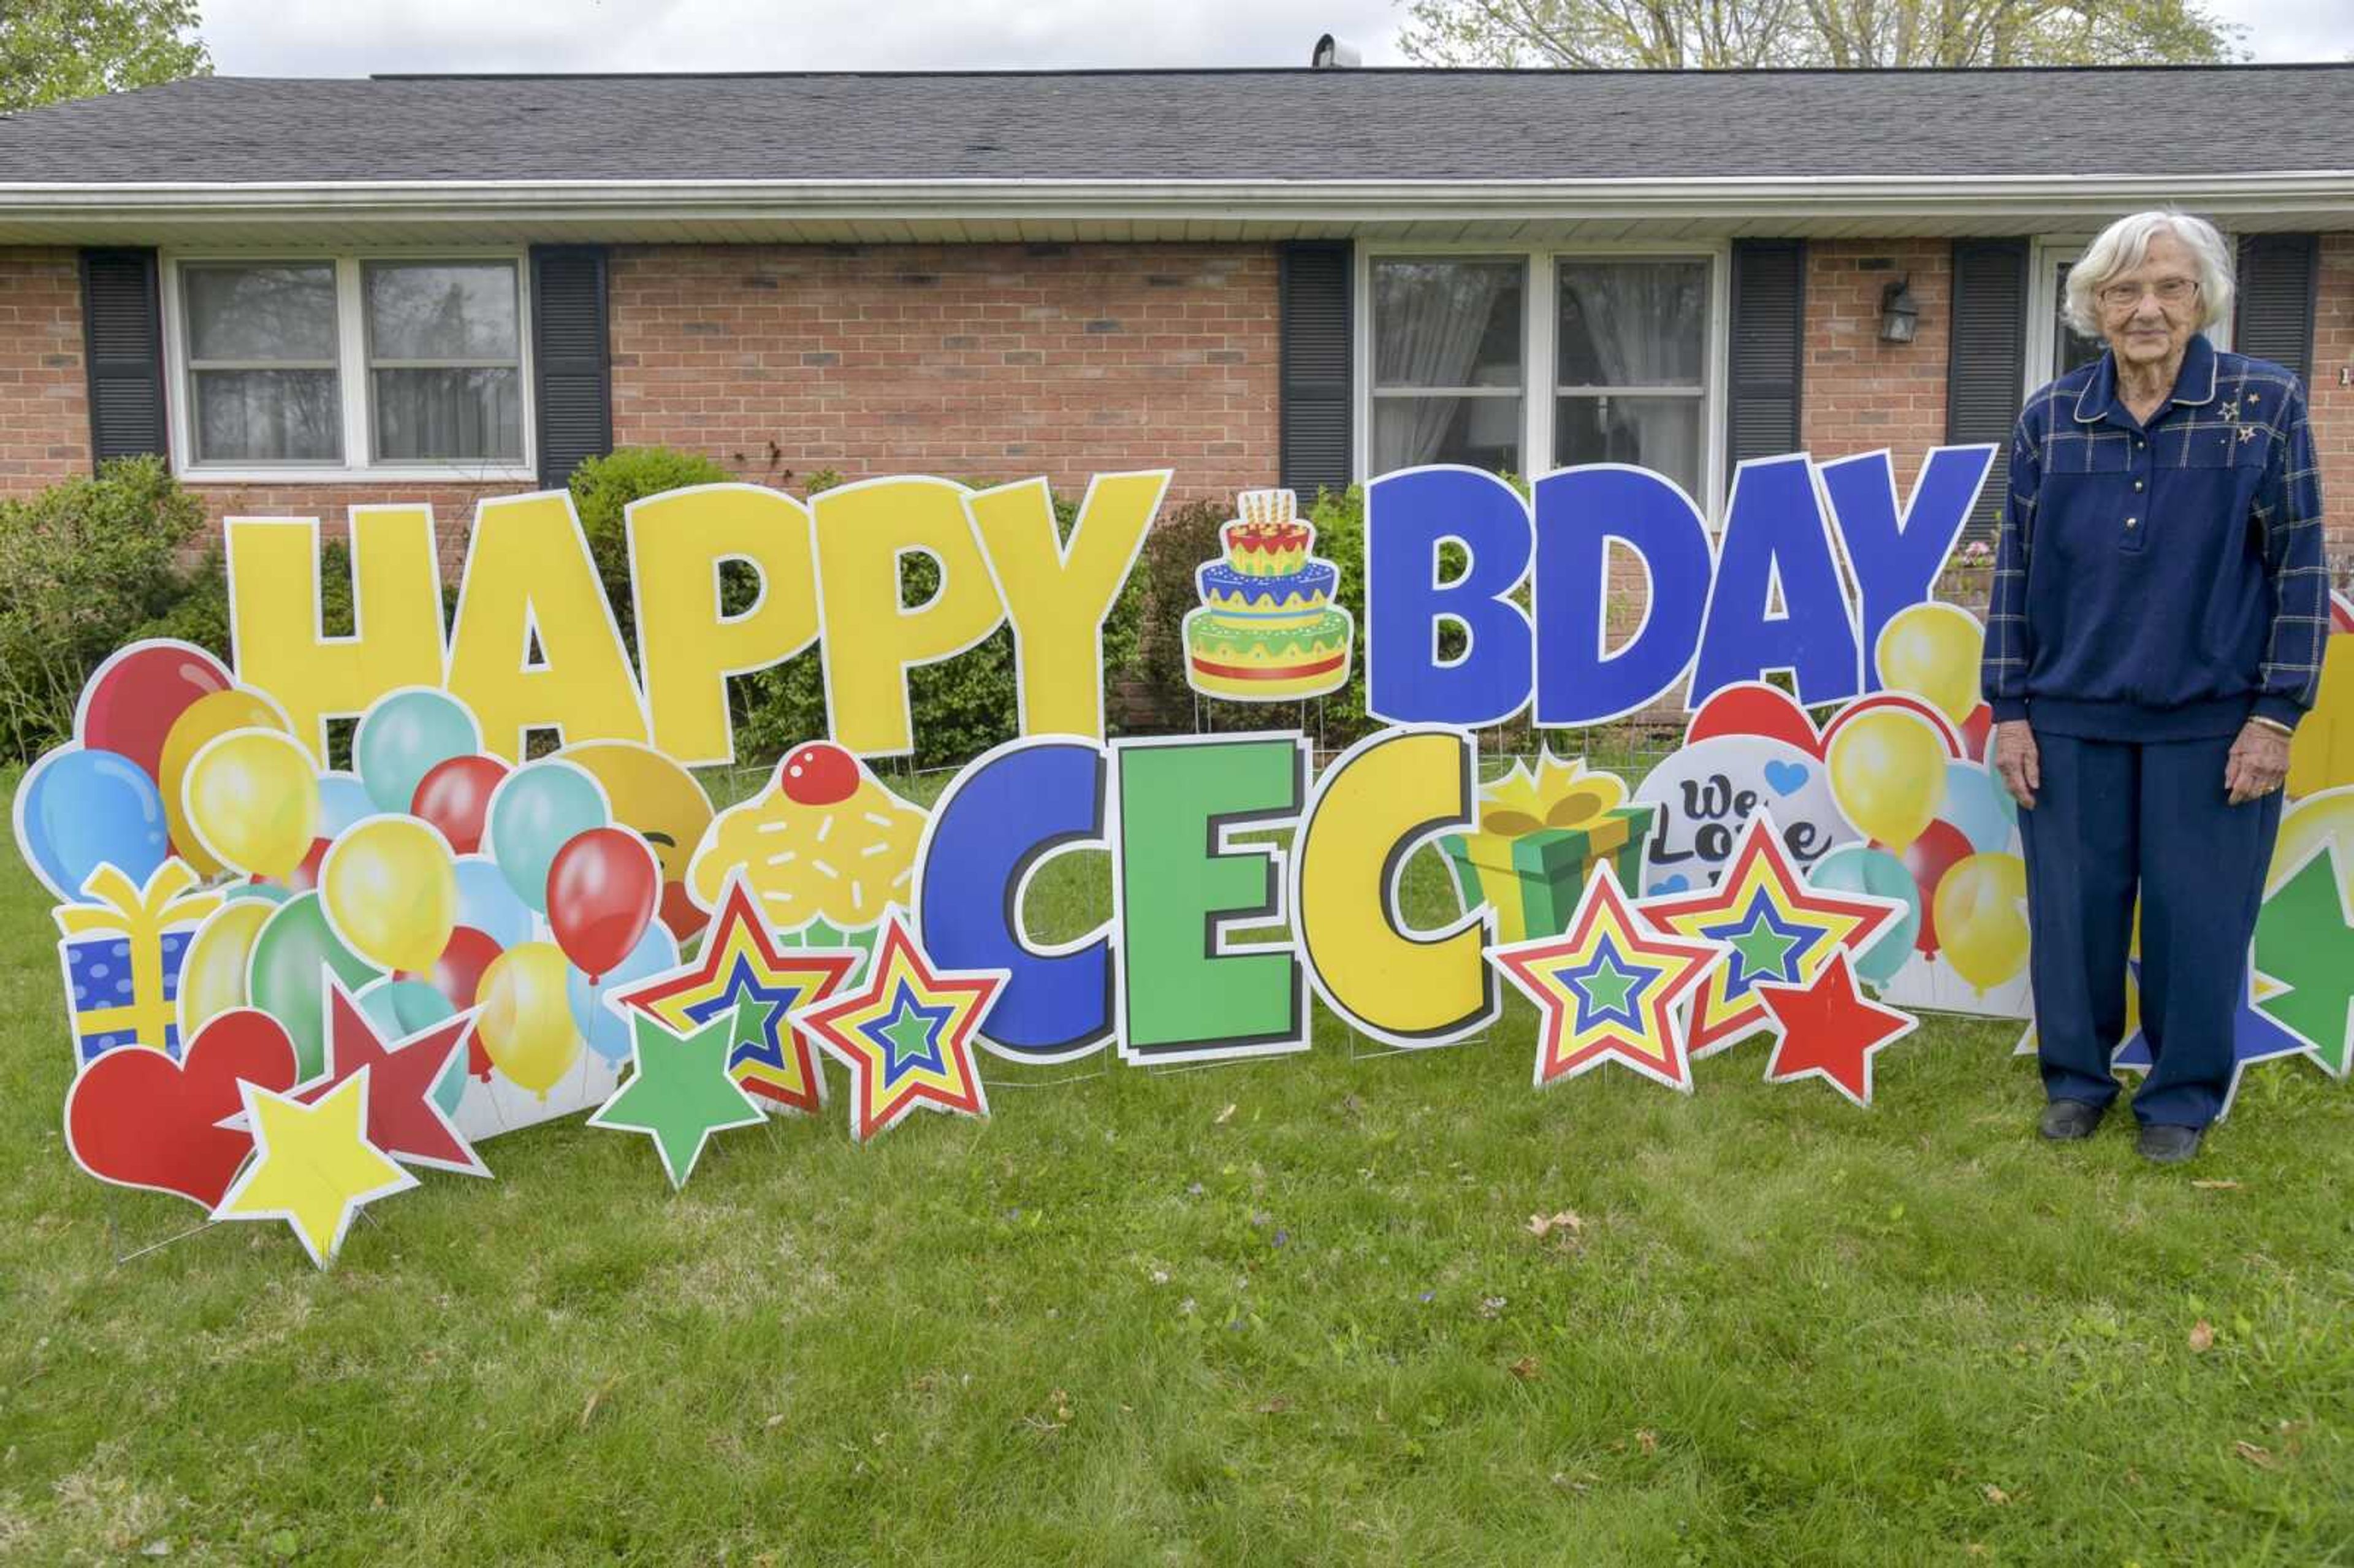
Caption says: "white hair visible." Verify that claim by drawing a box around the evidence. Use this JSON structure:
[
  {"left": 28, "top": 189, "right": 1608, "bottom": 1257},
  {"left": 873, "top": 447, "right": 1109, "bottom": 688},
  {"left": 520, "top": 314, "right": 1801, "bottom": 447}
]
[{"left": 2063, "top": 211, "right": 2236, "bottom": 338}]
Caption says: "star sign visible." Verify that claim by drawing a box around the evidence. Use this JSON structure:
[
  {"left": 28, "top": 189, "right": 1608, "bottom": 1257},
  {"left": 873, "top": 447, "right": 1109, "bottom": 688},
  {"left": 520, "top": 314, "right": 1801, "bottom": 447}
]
[
  {"left": 2252, "top": 840, "right": 2354, "bottom": 1078},
  {"left": 791, "top": 913, "right": 1006, "bottom": 1142},
  {"left": 294, "top": 979, "right": 487, "bottom": 1177},
  {"left": 587, "top": 1005, "right": 768, "bottom": 1189},
  {"left": 1488, "top": 861, "right": 1725, "bottom": 1093},
  {"left": 210, "top": 1068, "right": 418, "bottom": 1268},
  {"left": 611, "top": 870, "right": 857, "bottom": 1117},
  {"left": 2112, "top": 955, "right": 2314, "bottom": 1118},
  {"left": 1755, "top": 950, "right": 1919, "bottom": 1108},
  {"left": 1640, "top": 812, "right": 1905, "bottom": 1059}
]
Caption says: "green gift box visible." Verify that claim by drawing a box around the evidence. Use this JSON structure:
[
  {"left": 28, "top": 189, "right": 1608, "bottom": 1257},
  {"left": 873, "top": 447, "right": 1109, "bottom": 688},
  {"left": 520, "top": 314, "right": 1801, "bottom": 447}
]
[{"left": 1441, "top": 803, "right": 1655, "bottom": 945}]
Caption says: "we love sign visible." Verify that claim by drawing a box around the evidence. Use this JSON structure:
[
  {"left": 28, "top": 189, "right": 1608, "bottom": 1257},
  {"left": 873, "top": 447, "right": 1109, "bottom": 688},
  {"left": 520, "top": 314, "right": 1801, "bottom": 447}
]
[{"left": 55, "top": 439, "right": 2329, "bottom": 1269}]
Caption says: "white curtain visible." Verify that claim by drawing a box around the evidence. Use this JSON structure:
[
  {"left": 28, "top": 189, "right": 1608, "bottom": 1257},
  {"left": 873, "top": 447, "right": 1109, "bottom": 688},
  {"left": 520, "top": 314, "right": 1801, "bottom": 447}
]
[
  {"left": 1561, "top": 263, "right": 1702, "bottom": 487},
  {"left": 1376, "top": 263, "right": 1509, "bottom": 467}
]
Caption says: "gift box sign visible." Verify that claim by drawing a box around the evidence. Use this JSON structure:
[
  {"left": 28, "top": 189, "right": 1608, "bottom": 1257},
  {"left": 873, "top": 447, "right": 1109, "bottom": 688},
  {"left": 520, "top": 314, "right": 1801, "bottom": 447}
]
[
  {"left": 1444, "top": 806, "right": 1654, "bottom": 946},
  {"left": 52, "top": 862, "right": 219, "bottom": 1067}
]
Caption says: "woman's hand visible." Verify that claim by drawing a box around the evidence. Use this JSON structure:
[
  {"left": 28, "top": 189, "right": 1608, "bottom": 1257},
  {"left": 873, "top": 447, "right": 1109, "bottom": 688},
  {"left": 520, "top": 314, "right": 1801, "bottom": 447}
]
[
  {"left": 1993, "top": 720, "right": 2040, "bottom": 810},
  {"left": 2225, "top": 721, "right": 2291, "bottom": 805}
]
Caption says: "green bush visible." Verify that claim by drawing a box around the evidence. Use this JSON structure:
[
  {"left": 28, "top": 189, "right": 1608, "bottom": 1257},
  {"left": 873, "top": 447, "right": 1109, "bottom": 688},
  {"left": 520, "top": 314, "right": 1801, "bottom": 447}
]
[{"left": 0, "top": 457, "right": 212, "bottom": 760}]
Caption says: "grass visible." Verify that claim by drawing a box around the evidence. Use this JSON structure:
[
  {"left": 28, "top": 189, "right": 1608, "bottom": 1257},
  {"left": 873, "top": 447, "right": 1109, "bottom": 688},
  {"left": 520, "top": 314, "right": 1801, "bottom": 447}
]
[{"left": 2, "top": 769, "right": 2352, "bottom": 1564}]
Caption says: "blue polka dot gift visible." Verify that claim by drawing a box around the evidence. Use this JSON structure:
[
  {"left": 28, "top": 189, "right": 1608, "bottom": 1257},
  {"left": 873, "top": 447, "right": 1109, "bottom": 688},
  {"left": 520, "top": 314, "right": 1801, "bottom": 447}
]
[{"left": 51, "top": 862, "right": 222, "bottom": 1066}]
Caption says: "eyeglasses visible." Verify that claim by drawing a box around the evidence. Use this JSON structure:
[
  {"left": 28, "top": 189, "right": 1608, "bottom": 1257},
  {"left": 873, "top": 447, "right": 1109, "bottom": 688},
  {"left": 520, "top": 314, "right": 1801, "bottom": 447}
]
[{"left": 2097, "top": 277, "right": 2201, "bottom": 311}]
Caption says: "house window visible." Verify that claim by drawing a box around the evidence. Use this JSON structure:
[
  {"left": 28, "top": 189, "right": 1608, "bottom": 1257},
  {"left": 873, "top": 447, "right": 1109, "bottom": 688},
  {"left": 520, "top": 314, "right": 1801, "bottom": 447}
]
[
  {"left": 364, "top": 262, "right": 525, "bottom": 464},
  {"left": 182, "top": 262, "right": 343, "bottom": 464},
  {"left": 170, "top": 254, "right": 531, "bottom": 476},
  {"left": 1555, "top": 258, "right": 1709, "bottom": 500},
  {"left": 2049, "top": 263, "right": 2104, "bottom": 381},
  {"left": 1369, "top": 257, "right": 1526, "bottom": 473}
]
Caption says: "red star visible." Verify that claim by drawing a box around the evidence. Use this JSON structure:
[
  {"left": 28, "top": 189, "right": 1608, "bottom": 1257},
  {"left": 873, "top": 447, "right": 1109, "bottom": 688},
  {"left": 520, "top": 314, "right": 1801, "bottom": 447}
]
[
  {"left": 294, "top": 979, "right": 487, "bottom": 1176},
  {"left": 791, "top": 913, "right": 1006, "bottom": 1143},
  {"left": 1754, "top": 950, "right": 1919, "bottom": 1108}
]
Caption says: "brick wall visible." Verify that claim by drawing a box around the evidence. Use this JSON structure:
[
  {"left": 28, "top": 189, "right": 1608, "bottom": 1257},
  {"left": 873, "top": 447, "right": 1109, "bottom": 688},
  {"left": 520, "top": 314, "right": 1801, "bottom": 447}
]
[
  {"left": 608, "top": 242, "right": 1280, "bottom": 504},
  {"left": 1799, "top": 241, "right": 1953, "bottom": 492},
  {"left": 2312, "top": 234, "right": 2353, "bottom": 568},
  {"left": 0, "top": 248, "right": 90, "bottom": 487}
]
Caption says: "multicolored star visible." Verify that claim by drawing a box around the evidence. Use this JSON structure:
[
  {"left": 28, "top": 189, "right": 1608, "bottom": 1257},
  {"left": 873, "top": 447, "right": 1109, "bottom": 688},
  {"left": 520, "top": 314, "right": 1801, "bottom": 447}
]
[
  {"left": 610, "top": 870, "right": 858, "bottom": 1117},
  {"left": 1488, "top": 861, "right": 1725, "bottom": 1093},
  {"left": 2114, "top": 957, "right": 2313, "bottom": 1119},
  {"left": 791, "top": 913, "right": 1005, "bottom": 1142},
  {"left": 1640, "top": 813, "right": 1906, "bottom": 1059},
  {"left": 1755, "top": 950, "right": 1919, "bottom": 1108}
]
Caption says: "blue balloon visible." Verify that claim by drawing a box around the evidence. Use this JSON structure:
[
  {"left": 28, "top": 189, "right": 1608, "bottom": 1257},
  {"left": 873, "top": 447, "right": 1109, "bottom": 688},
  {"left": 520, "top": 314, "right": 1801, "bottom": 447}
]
[
  {"left": 1807, "top": 843, "right": 1919, "bottom": 986},
  {"left": 486, "top": 761, "right": 608, "bottom": 913},
  {"left": 566, "top": 921, "right": 680, "bottom": 1064},
  {"left": 452, "top": 853, "right": 535, "bottom": 949},
  {"left": 12, "top": 747, "right": 170, "bottom": 901},
  {"left": 315, "top": 771, "right": 376, "bottom": 839},
  {"left": 1939, "top": 759, "right": 2017, "bottom": 856},
  {"left": 354, "top": 689, "right": 480, "bottom": 814}
]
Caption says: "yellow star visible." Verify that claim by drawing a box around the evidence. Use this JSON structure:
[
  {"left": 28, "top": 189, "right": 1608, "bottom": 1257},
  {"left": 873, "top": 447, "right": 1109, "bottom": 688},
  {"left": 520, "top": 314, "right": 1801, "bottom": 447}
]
[{"left": 211, "top": 1069, "right": 417, "bottom": 1268}]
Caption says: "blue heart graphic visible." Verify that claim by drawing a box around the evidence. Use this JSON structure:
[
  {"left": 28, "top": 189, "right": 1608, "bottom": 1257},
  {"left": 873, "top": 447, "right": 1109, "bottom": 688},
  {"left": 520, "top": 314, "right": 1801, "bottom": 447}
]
[
  {"left": 1648, "top": 875, "right": 1690, "bottom": 896},
  {"left": 1762, "top": 759, "right": 1810, "bottom": 797}
]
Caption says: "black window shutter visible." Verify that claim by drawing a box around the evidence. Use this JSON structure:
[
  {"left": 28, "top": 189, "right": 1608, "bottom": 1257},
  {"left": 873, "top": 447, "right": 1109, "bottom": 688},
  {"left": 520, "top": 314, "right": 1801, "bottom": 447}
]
[
  {"left": 1278, "top": 240, "right": 1353, "bottom": 496},
  {"left": 1725, "top": 240, "right": 1805, "bottom": 473},
  {"left": 1946, "top": 238, "right": 2030, "bottom": 541},
  {"left": 78, "top": 248, "right": 167, "bottom": 468},
  {"left": 530, "top": 245, "right": 612, "bottom": 487},
  {"left": 2233, "top": 233, "right": 2318, "bottom": 384}
]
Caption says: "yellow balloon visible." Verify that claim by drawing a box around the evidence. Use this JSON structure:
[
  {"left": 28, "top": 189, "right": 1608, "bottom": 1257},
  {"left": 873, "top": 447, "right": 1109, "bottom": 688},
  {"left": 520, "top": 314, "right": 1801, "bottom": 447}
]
[
  {"left": 318, "top": 816, "right": 459, "bottom": 973},
  {"left": 1935, "top": 851, "right": 2030, "bottom": 991},
  {"left": 183, "top": 729, "right": 320, "bottom": 879},
  {"left": 158, "top": 688, "right": 292, "bottom": 877},
  {"left": 176, "top": 899, "right": 275, "bottom": 1037},
  {"left": 1876, "top": 603, "right": 1985, "bottom": 725},
  {"left": 1827, "top": 709, "right": 1948, "bottom": 851},
  {"left": 475, "top": 942, "right": 581, "bottom": 1099}
]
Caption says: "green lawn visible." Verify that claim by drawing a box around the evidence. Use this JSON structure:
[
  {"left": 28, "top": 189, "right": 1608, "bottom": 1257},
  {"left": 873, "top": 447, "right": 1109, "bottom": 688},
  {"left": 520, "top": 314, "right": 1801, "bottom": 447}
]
[{"left": 2, "top": 785, "right": 2352, "bottom": 1564}]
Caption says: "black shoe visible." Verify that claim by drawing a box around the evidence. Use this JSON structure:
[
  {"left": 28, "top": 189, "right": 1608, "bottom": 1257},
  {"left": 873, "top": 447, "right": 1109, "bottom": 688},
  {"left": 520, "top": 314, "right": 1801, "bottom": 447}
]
[
  {"left": 2136, "top": 1124, "right": 2203, "bottom": 1164},
  {"left": 2038, "top": 1100, "right": 2107, "bottom": 1140}
]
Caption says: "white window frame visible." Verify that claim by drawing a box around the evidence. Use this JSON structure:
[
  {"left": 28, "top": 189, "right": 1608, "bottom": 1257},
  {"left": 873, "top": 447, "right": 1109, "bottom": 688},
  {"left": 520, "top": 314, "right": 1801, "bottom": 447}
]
[
  {"left": 1355, "top": 240, "right": 1732, "bottom": 519},
  {"left": 161, "top": 249, "right": 538, "bottom": 484},
  {"left": 2027, "top": 232, "right": 2231, "bottom": 392}
]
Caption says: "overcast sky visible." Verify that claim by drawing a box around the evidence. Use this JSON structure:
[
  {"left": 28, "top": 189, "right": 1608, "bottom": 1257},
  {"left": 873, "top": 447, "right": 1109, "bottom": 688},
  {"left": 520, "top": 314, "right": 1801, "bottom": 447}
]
[{"left": 196, "top": 0, "right": 2350, "bottom": 75}]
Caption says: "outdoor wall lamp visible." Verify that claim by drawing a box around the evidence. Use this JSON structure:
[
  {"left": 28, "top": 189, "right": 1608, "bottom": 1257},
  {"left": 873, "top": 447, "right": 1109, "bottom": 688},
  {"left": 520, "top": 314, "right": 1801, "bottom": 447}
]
[{"left": 1879, "top": 278, "right": 1920, "bottom": 344}]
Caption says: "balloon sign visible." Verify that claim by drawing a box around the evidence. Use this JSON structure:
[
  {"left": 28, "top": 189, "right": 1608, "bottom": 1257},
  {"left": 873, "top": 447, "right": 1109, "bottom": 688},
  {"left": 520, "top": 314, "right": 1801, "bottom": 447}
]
[
  {"left": 12, "top": 747, "right": 169, "bottom": 902},
  {"left": 486, "top": 761, "right": 609, "bottom": 914},
  {"left": 411, "top": 755, "right": 509, "bottom": 854},
  {"left": 318, "top": 816, "right": 459, "bottom": 973},
  {"left": 1874, "top": 603, "right": 1983, "bottom": 726},
  {"left": 451, "top": 855, "right": 535, "bottom": 951},
  {"left": 75, "top": 640, "right": 234, "bottom": 782},
  {"left": 1805, "top": 843, "right": 1919, "bottom": 986},
  {"left": 565, "top": 921, "right": 679, "bottom": 1065},
  {"left": 546, "top": 828, "right": 660, "bottom": 982},
  {"left": 245, "top": 891, "right": 381, "bottom": 1077},
  {"left": 182, "top": 728, "right": 320, "bottom": 879},
  {"left": 474, "top": 941, "right": 582, "bottom": 1098},
  {"left": 1826, "top": 708, "right": 1948, "bottom": 854},
  {"left": 176, "top": 898, "right": 275, "bottom": 1037},
  {"left": 1933, "top": 851, "right": 2030, "bottom": 991},
  {"left": 156, "top": 687, "right": 293, "bottom": 874},
  {"left": 354, "top": 688, "right": 481, "bottom": 815}
]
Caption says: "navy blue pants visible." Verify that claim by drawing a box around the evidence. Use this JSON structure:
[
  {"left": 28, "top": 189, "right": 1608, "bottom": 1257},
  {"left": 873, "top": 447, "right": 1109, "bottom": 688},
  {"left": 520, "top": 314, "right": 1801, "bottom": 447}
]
[{"left": 2017, "top": 729, "right": 2281, "bottom": 1129}]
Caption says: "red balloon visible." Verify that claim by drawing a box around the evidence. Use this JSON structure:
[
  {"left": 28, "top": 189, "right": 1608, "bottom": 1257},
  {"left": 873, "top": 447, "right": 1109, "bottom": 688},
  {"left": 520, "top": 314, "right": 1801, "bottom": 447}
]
[
  {"left": 411, "top": 754, "right": 509, "bottom": 854},
  {"left": 402, "top": 925, "right": 503, "bottom": 1083},
  {"left": 658, "top": 880, "right": 709, "bottom": 945},
  {"left": 1958, "top": 703, "right": 1994, "bottom": 763},
  {"left": 1896, "top": 820, "right": 1973, "bottom": 954},
  {"left": 77, "top": 641, "right": 233, "bottom": 782},
  {"left": 546, "top": 828, "right": 659, "bottom": 983}
]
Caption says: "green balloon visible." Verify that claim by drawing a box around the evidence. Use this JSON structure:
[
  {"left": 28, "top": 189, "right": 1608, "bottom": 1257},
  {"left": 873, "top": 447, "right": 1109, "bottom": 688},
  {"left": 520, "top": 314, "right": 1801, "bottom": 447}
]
[
  {"left": 248, "top": 891, "right": 381, "bottom": 1077},
  {"left": 1807, "top": 843, "right": 1920, "bottom": 987}
]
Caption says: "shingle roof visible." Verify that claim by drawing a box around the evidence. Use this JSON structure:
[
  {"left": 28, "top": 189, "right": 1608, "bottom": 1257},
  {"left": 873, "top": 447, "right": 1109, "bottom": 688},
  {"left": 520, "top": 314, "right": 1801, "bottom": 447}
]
[{"left": 1, "top": 66, "right": 2350, "bottom": 186}]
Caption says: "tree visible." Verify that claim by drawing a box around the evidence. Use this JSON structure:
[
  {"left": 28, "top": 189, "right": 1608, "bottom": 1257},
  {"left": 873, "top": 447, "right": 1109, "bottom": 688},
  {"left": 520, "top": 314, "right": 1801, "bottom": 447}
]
[
  {"left": 0, "top": 0, "right": 210, "bottom": 114},
  {"left": 1396, "top": 0, "right": 2244, "bottom": 69}
]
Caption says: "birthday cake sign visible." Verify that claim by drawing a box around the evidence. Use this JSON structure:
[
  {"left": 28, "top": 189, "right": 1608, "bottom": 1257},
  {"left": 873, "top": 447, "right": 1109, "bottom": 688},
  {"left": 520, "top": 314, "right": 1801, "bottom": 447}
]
[{"left": 1181, "top": 489, "right": 1354, "bottom": 701}]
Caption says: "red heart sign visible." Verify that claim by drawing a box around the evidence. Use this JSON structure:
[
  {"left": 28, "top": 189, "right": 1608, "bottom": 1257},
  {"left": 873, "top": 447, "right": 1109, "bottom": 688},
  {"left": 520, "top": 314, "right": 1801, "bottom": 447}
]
[{"left": 64, "top": 1008, "right": 300, "bottom": 1208}]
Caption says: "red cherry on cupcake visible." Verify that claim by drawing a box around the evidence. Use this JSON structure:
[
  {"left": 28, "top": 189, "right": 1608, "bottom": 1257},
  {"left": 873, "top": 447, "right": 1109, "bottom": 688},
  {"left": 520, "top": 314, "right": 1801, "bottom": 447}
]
[{"left": 778, "top": 742, "right": 859, "bottom": 806}]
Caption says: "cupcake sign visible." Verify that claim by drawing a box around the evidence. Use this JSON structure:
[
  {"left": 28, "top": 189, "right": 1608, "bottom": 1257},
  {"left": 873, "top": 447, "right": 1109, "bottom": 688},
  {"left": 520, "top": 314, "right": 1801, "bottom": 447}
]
[{"left": 1182, "top": 490, "right": 1355, "bottom": 702}]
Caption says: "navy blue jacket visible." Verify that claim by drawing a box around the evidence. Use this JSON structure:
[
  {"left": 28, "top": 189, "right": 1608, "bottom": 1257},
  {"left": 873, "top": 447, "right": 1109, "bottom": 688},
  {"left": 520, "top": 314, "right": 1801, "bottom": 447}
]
[{"left": 1981, "top": 334, "right": 2328, "bottom": 740}]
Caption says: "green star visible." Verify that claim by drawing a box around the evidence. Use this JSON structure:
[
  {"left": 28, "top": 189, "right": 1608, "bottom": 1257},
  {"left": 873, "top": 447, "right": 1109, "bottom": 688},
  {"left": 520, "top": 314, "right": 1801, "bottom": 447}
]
[
  {"left": 2253, "top": 850, "right": 2354, "bottom": 1076},
  {"left": 588, "top": 1002, "right": 768, "bottom": 1189},
  {"left": 1727, "top": 919, "right": 1801, "bottom": 985},
  {"left": 879, "top": 1006, "right": 941, "bottom": 1076},
  {"left": 1577, "top": 952, "right": 1640, "bottom": 1019}
]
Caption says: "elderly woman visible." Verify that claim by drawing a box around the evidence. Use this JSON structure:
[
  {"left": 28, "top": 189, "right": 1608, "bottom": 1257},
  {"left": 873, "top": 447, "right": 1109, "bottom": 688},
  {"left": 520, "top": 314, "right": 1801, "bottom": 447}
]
[{"left": 1983, "top": 210, "right": 2326, "bottom": 1163}]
